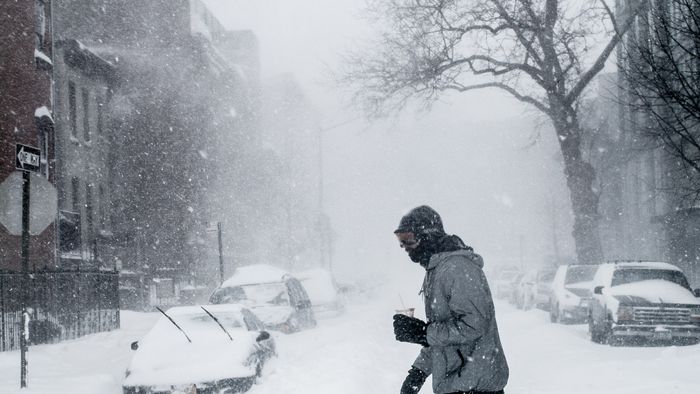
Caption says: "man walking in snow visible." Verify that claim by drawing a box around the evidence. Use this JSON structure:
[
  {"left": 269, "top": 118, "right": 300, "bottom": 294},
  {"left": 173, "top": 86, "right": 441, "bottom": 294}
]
[{"left": 392, "top": 205, "right": 509, "bottom": 394}]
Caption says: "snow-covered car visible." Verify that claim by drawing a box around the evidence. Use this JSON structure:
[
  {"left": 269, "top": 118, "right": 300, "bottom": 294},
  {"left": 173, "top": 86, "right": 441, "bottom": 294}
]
[
  {"left": 494, "top": 268, "right": 521, "bottom": 300},
  {"left": 533, "top": 267, "right": 557, "bottom": 311},
  {"left": 122, "top": 304, "right": 276, "bottom": 394},
  {"left": 513, "top": 270, "right": 536, "bottom": 310},
  {"left": 507, "top": 272, "right": 525, "bottom": 306},
  {"left": 549, "top": 264, "right": 598, "bottom": 323},
  {"left": 295, "top": 268, "right": 345, "bottom": 317},
  {"left": 513, "top": 267, "right": 555, "bottom": 310},
  {"left": 209, "top": 264, "right": 317, "bottom": 333},
  {"left": 588, "top": 261, "right": 700, "bottom": 345}
]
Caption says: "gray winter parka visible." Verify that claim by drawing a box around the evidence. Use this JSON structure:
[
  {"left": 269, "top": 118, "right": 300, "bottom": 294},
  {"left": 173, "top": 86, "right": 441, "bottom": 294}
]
[{"left": 412, "top": 249, "right": 509, "bottom": 393}]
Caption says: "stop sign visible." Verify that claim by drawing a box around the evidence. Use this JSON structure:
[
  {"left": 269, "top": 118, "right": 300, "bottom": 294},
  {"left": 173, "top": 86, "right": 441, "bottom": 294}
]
[{"left": 0, "top": 171, "right": 57, "bottom": 235}]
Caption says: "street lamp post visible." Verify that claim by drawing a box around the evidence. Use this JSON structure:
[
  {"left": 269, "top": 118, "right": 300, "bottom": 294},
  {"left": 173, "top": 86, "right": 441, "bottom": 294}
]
[
  {"left": 205, "top": 221, "right": 225, "bottom": 284},
  {"left": 317, "top": 118, "right": 358, "bottom": 271}
]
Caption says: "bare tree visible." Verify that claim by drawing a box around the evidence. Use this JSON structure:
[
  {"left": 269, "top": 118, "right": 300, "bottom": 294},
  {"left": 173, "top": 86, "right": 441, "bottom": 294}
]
[
  {"left": 622, "top": 0, "right": 700, "bottom": 203},
  {"left": 342, "top": 0, "right": 646, "bottom": 263}
]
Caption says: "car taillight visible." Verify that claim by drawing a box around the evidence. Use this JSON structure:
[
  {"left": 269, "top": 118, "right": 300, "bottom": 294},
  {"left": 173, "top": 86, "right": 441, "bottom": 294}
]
[
  {"left": 691, "top": 308, "right": 700, "bottom": 323},
  {"left": 617, "top": 305, "right": 634, "bottom": 322}
]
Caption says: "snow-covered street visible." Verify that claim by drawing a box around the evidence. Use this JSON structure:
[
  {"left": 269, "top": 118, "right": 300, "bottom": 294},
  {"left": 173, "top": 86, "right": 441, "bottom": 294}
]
[{"left": 1, "top": 290, "right": 699, "bottom": 394}]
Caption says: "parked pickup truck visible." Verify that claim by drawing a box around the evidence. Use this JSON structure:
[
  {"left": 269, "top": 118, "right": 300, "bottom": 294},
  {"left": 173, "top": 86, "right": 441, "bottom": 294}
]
[{"left": 588, "top": 261, "right": 700, "bottom": 345}]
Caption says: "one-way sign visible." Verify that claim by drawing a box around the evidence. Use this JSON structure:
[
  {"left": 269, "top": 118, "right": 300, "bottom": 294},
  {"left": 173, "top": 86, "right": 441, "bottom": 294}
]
[{"left": 15, "top": 144, "right": 41, "bottom": 173}]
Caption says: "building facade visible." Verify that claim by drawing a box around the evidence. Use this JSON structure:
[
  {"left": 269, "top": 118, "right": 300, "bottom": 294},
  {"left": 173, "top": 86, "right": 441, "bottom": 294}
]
[
  {"left": 606, "top": 0, "right": 700, "bottom": 286},
  {"left": 0, "top": 0, "right": 56, "bottom": 271},
  {"left": 52, "top": 39, "right": 118, "bottom": 270},
  {"left": 52, "top": 0, "right": 265, "bottom": 307}
]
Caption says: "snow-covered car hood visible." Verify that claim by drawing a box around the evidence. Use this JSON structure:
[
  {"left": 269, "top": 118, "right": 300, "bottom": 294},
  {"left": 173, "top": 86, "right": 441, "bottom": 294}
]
[
  {"left": 123, "top": 305, "right": 263, "bottom": 387},
  {"left": 124, "top": 334, "right": 258, "bottom": 387},
  {"left": 606, "top": 280, "right": 700, "bottom": 306}
]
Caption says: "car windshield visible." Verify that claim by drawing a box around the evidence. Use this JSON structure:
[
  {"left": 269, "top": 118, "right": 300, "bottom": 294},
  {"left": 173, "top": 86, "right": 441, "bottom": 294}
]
[
  {"left": 240, "top": 282, "right": 290, "bottom": 306},
  {"left": 538, "top": 271, "right": 555, "bottom": 282},
  {"left": 499, "top": 271, "right": 519, "bottom": 280},
  {"left": 564, "top": 266, "right": 597, "bottom": 284},
  {"left": 610, "top": 268, "right": 691, "bottom": 289},
  {"left": 186, "top": 311, "right": 244, "bottom": 330}
]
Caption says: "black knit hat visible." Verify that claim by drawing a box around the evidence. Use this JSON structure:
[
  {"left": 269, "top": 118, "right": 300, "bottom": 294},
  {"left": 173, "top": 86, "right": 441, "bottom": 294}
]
[{"left": 394, "top": 205, "right": 445, "bottom": 235}]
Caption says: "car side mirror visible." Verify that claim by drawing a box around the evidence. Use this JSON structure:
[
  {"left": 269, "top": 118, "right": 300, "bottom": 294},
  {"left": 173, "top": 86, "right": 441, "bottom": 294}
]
[
  {"left": 693, "top": 289, "right": 700, "bottom": 298},
  {"left": 593, "top": 286, "right": 604, "bottom": 295},
  {"left": 256, "top": 331, "right": 270, "bottom": 342},
  {"left": 130, "top": 341, "right": 139, "bottom": 351}
]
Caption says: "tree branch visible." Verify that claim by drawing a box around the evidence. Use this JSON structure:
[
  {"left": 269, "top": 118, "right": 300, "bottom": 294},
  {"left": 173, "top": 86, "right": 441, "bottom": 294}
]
[
  {"left": 445, "top": 81, "right": 550, "bottom": 113},
  {"left": 566, "top": 0, "right": 648, "bottom": 104}
]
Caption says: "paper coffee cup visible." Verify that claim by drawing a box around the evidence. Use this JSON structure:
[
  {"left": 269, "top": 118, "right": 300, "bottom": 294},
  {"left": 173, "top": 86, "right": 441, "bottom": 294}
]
[{"left": 395, "top": 307, "right": 415, "bottom": 317}]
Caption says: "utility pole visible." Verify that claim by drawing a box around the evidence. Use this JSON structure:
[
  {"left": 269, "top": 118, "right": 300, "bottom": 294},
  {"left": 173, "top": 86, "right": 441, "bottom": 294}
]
[{"left": 217, "top": 222, "right": 224, "bottom": 284}]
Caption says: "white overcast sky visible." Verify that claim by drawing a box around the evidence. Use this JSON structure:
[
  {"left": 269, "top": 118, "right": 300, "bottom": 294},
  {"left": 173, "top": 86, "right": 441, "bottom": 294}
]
[{"left": 203, "top": 0, "right": 576, "bottom": 283}]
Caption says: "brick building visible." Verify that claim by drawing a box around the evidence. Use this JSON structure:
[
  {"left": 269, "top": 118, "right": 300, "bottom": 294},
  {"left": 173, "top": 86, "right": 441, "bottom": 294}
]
[{"left": 0, "top": 0, "right": 56, "bottom": 271}]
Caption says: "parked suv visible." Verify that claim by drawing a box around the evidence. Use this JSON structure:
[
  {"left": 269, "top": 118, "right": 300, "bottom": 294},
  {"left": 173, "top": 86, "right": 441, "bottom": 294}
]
[
  {"left": 588, "top": 261, "right": 700, "bottom": 345},
  {"left": 549, "top": 264, "right": 598, "bottom": 323}
]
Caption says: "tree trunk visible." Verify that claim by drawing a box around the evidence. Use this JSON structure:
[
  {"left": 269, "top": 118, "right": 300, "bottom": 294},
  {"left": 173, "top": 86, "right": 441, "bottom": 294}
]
[{"left": 552, "top": 109, "right": 604, "bottom": 264}]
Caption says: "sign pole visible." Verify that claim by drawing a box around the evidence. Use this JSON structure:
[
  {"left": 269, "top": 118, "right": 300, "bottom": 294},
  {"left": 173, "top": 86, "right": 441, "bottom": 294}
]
[
  {"left": 14, "top": 143, "right": 41, "bottom": 389},
  {"left": 20, "top": 170, "right": 30, "bottom": 388}
]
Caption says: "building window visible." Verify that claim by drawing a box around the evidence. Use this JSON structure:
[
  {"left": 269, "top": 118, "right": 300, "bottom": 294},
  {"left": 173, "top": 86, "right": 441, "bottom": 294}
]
[
  {"left": 82, "top": 88, "right": 90, "bottom": 141},
  {"left": 69, "top": 82, "right": 77, "bottom": 137},
  {"left": 34, "top": 0, "right": 46, "bottom": 50},
  {"left": 97, "top": 98, "right": 104, "bottom": 135},
  {"left": 37, "top": 122, "right": 50, "bottom": 177},
  {"left": 71, "top": 177, "right": 80, "bottom": 212},
  {"left": 99, "top": 184, "right": 106, "bottom": 227}
]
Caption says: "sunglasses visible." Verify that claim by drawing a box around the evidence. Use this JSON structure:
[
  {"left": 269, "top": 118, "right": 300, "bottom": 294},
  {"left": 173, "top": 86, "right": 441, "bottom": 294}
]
[{"left": 399, "top": 238, "right": 420, "bottom": 248}]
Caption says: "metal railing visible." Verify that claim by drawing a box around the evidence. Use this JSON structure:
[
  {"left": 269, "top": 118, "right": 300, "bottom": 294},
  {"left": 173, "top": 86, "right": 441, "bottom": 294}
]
[{"left": 0, "top": 270, "right": 119, "bottom": 352}]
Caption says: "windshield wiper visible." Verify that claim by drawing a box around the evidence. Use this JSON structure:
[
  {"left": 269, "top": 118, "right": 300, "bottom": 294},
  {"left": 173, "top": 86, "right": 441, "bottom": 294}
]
[
  {"left": 200, "top": 306, "right": 234, "bottom": 341},
  {"left": 156, "top": 306, "right": 192, "bottom": 343}
]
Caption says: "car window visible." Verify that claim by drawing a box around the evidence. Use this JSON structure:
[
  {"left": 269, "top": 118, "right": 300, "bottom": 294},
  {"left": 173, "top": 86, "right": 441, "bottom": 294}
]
[
  {"left": 564, "top": 266, "right": 597, "bottom": 284},
  {"left": 210, "top": 286, "right": 247, "bottom": 304},
  {"left": 610, "top": 268, "right": 691, "bottom": 289},
  {"left": 537, "top": 270, "right": 555, "bottom": 283},
  {"left": 512, "top": 273, "right": 524, "bottom": 284},
  {"left": 241, "top": 308, "right": 265, "bottom": 331},
  {"left": 286, "top": 277, "right": 311, "bottom": 305}
]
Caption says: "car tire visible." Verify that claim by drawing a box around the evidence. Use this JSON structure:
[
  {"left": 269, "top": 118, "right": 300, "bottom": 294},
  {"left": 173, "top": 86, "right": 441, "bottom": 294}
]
[
  {"left": 589, "top": 314, "right": 604, "bottom": 344},
  {"left": 550, "top": 304, "right": 560, "bottom": 323},
  {"left": 601, "top": 315, "right": 614, "bottom": 345}
]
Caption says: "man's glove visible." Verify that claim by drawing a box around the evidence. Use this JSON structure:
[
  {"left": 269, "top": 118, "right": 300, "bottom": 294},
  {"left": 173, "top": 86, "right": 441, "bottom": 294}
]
[
  {"left": 400, "top": 366, "right": 428, "bottom": 394},
  {"left": 393, "top": 314, "right": 429, "bottom": 347}
]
